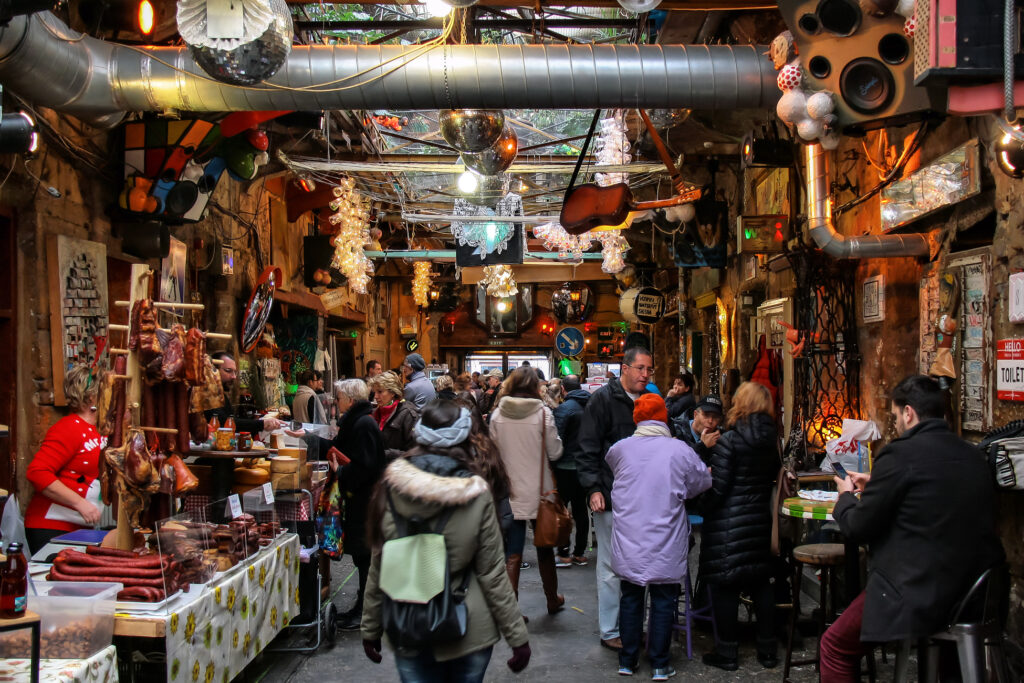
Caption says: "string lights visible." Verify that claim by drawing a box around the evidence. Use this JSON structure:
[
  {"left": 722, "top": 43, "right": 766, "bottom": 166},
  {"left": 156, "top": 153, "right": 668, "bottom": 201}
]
[
  {"left": 532, "top": 222, "right": 631, "bottom": 273},
  {"left": 412, "top": 261, "right": 433, "bottom": 308},
  {"left": 480, "top": 264, "right": 518, "bottom": 298},
  {"left": 595, "top": 110, "right": 630, "bottom": 187},
  {"left": 328, "top": 176, "right": 374, "bottom": 294}
]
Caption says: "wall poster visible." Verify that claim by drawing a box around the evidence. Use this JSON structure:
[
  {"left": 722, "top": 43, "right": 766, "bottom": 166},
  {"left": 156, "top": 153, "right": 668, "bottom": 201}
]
[
  {"left": 46, "top": 235, "right": 109, "bottom": 406},
  {"left": 951, "top": 250, "right": 992, "bottom": 432}
]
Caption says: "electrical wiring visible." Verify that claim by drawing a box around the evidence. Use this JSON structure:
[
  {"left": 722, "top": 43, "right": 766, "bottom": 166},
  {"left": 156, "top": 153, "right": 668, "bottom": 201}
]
[{"left": 833, "top": 120, "right": 931, "bottom": 216}]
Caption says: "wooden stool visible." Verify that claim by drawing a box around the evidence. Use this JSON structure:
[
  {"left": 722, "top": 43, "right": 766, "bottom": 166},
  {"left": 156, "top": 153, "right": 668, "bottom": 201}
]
[{"left": 783, "top": 543, "right": 846, "bottom": 682}]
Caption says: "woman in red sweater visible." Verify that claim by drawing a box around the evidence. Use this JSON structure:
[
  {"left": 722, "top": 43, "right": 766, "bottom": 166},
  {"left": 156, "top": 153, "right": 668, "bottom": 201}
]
[{"left": 25, "top": 364, "right": 105, "bottom": 553}]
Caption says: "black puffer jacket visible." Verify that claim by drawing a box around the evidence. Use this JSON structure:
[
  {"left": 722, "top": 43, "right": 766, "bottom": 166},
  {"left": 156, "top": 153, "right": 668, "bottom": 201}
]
[{"left": 699, "top": 412, "right": 780, "bottom": 585}]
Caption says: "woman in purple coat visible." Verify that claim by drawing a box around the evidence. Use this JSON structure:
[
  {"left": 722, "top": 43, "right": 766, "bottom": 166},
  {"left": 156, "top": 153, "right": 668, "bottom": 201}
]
[{"left": 607, "top": 394, "right": 712, "bottom": 680}]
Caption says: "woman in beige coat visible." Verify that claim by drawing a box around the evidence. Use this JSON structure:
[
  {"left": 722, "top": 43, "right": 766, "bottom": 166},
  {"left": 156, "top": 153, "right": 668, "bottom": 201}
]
[{"left": 489, "top": 366, "right": 565, "bottom": 615}]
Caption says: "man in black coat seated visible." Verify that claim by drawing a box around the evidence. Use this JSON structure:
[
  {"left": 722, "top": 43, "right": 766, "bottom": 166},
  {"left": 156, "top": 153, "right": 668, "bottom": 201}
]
[
  {"left": 672, "top": 395, "right": 724, "bottom": 463},
  {"left": 820, "top": 375, "right": 1005, "bottom": 681}
]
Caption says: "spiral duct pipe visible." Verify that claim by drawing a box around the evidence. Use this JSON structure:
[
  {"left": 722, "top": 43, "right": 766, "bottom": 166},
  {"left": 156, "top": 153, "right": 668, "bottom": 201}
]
[{"left": 0, "top": 13, "right": 779, "bottom": 125}]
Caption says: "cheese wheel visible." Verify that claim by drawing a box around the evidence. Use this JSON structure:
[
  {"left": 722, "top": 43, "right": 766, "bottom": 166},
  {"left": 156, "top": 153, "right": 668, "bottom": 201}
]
[
  {"left": 234, "top": 467, "right": 271, "bottom": 485},
  {"left": 270, "top": 456, "right": 299, "bottom": 474}
]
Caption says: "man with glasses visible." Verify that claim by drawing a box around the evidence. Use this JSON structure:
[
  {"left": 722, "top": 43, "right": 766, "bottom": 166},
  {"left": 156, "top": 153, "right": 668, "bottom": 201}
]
[{"left": 578, "top": 346, "right": 652, "bottom": 651}]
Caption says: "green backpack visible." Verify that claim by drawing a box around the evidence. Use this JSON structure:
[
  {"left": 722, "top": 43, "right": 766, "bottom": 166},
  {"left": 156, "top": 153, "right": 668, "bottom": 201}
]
[{"left": 379, "top": 492, "right": 471, "bottom": 649}]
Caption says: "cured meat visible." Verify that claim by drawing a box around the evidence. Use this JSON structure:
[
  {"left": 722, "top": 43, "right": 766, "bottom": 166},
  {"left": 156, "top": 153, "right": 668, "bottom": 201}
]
[
  {"left": 96, "top": 371, "right": 117, "bottom": 436},
  {"left": 109, "top": 355, "right": 128, "bottom": 448},
  {"left": 166, "top": 454, "right": 199, "bottom": 495},
  {"left": 189, "top": 355, "right": 225, "bottom": 412},
  {"left": 152, "top": 453, "right": 174, "bottom": 495},
  {"left": 124, "top": 429, "right": 160, "bottom": 491},
  {"left": 159, "top": 382, "right": 174, "bottom": 452},
  {"left": 117, "top": 587, "right": 166, "bottom": 602},
  {"left": 141, "top": 383, "right": 159, "bottom": 451},
  {"left": 184, "top": 328, "right": 206, "bottom": 386},
  {"left": 162, "top": 324, "right": 186, "bottom": 381},
  {"left": 130, "top": 299, "right": 162, "bottom": 364},
  {"left": 188, "top": 411, "right": 207, "bottom": 445}
]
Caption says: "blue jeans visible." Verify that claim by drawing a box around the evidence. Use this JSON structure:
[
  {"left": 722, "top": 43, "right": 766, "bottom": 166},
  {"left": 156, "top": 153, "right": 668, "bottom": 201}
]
[
  {"left": 505, "top": 519, "right": 527, "bottom": 558},
  {"left": 394, "top": 646, "right": 493, "bottom": 683},
  {"left": 620, "top": 581, "right": 678, "bottom": 669}
]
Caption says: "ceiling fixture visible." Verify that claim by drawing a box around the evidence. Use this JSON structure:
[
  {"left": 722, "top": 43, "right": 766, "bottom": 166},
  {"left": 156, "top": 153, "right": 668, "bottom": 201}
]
[
  {"left": 457, "top": 169, "right": 479, "bottom": 193},
  {"left": 328, "top": 177, "right": 374, "bottom": 294},
  {"left": 137, "top": 0, "right": 155, "bottom": 34},
  {"left": 452, "top": 194, "right": 521, "bottom": 258},
  {"left": 177, "top": 0, "right": 293, "bottom": 86},
  {"left": 995, "top": 122, "right": 1024, "bottom": 178},
  {"left": 461, "top": 124, "right": 518, "bottom": 176},
  {"left": 412, "top": 262, "right": 433, "bottom": 308},
  {"left": 481, "top": 264, "right": 517, "bottom": 298},
  {"left": 422, "top": 0, "right": 454, "bottom": 18},
  {"left": 616, "top": 0, "right": 662, "bottom": 12},
  {"left": 0, "top": 111, "right": 38, "bottom": 155}
]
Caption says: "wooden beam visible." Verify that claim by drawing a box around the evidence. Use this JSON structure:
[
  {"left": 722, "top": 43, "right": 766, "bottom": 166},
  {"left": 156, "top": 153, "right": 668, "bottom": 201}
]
[{"left": 460, "top": 263, "right": 609, "bottom": 284}]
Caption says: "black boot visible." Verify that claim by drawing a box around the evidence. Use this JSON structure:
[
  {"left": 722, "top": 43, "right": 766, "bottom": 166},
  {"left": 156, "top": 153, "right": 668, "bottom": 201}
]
[
  {"left": 757, "top": 638, "right": 779, "bottom": 669},
  {"left": 702, "top": 641, "right": 739, "bottom": 671}
]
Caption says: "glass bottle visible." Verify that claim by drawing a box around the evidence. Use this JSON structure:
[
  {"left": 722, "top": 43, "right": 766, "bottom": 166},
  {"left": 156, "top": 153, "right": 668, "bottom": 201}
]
[
  {"left": 0, "top": 542, "right": 28, "bottom": 619},
  {"left": 208, "top": 415, "right": 220, "bottom": 442},
  {"left": 224, "top": 417, "right": 236, "bottom": 435}
]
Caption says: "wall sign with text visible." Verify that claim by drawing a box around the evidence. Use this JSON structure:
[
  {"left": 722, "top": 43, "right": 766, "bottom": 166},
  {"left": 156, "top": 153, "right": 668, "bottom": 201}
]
[{"left": 997, "top": 339, "right": 1024, "bottom": 401}]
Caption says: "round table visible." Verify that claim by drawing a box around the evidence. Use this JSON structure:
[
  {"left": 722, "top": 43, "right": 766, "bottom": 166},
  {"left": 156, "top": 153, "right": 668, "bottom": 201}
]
[{"left": 780, "top": 496, "right": 835, "bottom": 521}]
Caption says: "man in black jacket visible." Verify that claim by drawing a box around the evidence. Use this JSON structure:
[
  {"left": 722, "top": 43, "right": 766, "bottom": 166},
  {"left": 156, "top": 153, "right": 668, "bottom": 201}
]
[
  {"left": 578, "top": 347, "right": 651, "bottom": 650},
  {"left": 673, "top": 394, "right": 723, "bottom": 463},
  {"left": 819, "top": 375, "right": 1005, "bottom": 681},
  {"left": 552, "top": 375, "right": 591, "bottom": 568},
  {"left": 665, "top": 372, "right": 696, "bottom": 421}
]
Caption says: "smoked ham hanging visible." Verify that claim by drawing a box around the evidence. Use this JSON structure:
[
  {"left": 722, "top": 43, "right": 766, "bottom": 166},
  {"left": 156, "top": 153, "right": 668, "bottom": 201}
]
[{"left": 184, "top": 328, "right": 206, "bottom": 386}]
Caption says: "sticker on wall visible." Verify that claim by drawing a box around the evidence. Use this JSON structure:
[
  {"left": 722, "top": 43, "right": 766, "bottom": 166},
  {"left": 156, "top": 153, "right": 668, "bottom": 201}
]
[
  {"left": 405, "top": 339, "right": 420, "bottom": 353},
  {"left": 1010, "top": 272, "right": 1024, "bottom": 323}
]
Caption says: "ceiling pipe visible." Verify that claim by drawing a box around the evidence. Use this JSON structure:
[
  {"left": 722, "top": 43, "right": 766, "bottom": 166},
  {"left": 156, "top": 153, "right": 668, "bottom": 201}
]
[
  {"left": 0, "top": 13, "right": 779, "bottom": 125},
  {"left": 804, "top": 143, "right": 930, "bottom": 259}
]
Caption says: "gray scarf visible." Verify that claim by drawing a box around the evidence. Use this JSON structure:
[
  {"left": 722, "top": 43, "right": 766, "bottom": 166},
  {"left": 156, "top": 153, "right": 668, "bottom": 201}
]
[{"left": 413, "top": 407, "right": 472, "bottom": 448}]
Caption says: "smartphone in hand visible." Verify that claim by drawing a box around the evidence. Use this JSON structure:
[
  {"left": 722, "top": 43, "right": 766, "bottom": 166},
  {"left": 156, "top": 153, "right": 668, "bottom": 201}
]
[{"left": 830, "top": 457, "right": 849, "bottom": 480}]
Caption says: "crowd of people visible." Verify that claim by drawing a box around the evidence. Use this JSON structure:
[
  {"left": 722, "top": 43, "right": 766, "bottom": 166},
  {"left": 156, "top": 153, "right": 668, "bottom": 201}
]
[
  {"left": 23, "top": 349, "right": 1004, "bottom": 683},
  {"left": 274, "top": 351, "right": 1004, "bottom": 682}
]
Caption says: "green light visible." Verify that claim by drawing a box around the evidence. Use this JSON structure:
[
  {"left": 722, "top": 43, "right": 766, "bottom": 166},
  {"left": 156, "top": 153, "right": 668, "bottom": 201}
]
[
  {"left": 744, "top": 228, "right": 756, "bottom": 240},
  {"left": 350, "top": 330, "right": 359, "bottom": 338}
]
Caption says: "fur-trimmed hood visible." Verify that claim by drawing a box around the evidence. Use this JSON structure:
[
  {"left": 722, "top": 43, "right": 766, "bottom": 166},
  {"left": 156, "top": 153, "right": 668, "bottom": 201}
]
[{"left": 384, "top": 455, "right": 490, "bottom": 519}]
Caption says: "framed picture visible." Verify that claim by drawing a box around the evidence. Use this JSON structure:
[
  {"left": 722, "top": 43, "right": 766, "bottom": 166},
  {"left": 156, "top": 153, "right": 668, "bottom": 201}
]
[
  {"left": 862, "top": 275, "right": 885, "bottom": 323},
  {"left": 160, "top": 237, "right": 187, "bottom": 317},
  {"left": 46, "top": 235, "right": 109, "bottom": 406}
]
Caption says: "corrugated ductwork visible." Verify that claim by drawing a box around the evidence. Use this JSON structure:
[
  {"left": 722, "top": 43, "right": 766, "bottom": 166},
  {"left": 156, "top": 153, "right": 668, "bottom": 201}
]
[
  {"left": 805, "top": 143, "right": 930, "bottom": 259},
  {"left": 0, "top": 13, "right": 779, "bottom": 124}
]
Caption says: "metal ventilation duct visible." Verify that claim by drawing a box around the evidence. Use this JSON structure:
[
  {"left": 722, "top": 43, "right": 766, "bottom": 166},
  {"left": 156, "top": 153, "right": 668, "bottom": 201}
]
[
  {"left": 804, "top": 143, "right": 930, "bottom": 259},
  {"left": 0, "top": 13, "right": 779, "bottom": 125}
]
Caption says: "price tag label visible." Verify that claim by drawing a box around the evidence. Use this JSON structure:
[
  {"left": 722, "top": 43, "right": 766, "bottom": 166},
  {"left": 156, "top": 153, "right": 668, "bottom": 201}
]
[
  {"left": 262, "top": 482, "right": 275, "bottom": 504},
  {"left": 227, "top": 493, "right": 243, "bottom": 519}
]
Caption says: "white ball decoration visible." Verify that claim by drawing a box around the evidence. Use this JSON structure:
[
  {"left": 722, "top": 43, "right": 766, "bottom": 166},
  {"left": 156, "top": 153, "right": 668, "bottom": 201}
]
[
  {"left": 776, "top": 90, "right": 808, "bottom": 124},
  {"left": 895, "top": 0, "right": 914, "bottom": 17},
  {"left": 797, "top": 118, "right": 824, "bottom": 141},
  {"left": 666, "top": 203, "right": 696, "bottom": 223},
  {"left": 806, "top": 91, "right": 835, "bottom": 120},
  {"left": 820, "top": 132, "right": 842, "bottom": 150},
  {"left": 903, "top": 13, "right": 916, "bottom": 39}
]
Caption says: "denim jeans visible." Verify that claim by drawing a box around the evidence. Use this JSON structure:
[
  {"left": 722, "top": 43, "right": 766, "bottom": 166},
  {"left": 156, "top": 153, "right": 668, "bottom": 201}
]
[
  {"left": 394, "top": 646, "right": 493, "bottom": 683},
  {"left": 592, "top": 510, "right": 621, "bottom": 640},
  {"left": 505, "top": 519, "right": 527, "bottom": 558},
  {"left": 620, "top": 581, "right": 678, "bottom": 669}
]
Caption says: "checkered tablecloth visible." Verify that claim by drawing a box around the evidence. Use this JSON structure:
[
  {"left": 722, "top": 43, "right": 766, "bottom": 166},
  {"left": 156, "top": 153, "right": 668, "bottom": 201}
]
[
  {"left": 181, "top": 479, "right": 327, "bottom": 522},
  {"left": 780, "top": 496, "right": 835, "bottom": 521}
]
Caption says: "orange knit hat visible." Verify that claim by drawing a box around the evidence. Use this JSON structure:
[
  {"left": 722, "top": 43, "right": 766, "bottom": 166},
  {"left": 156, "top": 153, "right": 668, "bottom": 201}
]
[{"left": 633, "top": 393, "right": 668, "bottom": 424}]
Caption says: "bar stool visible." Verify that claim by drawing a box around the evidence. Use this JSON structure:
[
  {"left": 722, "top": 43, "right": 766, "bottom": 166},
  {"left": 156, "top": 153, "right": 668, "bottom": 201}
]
[
  {"left": 783, "top": 543, "right": 846, "bottom": 682},
  {"left": 671, "top": 573, "right": 717, "bottom": 659}
]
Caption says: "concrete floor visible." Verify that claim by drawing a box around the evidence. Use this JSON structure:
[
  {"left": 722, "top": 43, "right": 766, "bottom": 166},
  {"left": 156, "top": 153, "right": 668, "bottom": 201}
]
[{"left": 248, "top": 538, "right": 914, "bottom": 683}]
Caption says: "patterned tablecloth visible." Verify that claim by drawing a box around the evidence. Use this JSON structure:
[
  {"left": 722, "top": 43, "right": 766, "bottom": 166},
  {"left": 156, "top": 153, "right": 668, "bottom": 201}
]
[
  {"left": 780, "top": 496, "right": 836, "bottom": 521},
  {"left": 163, "top": 533, "right": 300, "bottom": 683},
  {"left": 0, "top": 644, "right": 117, "bottom": 683}
]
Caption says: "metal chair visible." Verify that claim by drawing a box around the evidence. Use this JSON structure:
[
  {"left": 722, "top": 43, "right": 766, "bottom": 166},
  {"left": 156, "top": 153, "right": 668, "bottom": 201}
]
[
  {"left": 894, "top": 565, "right": 1013, "bottom": 683},
  {"left": 671, "top": 573, "right": 717, "bottom": 659}
]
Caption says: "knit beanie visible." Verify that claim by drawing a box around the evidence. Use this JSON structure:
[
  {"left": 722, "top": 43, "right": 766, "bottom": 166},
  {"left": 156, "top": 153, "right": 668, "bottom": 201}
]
[
  {"left": 633, "top": 392, "right": 668, "bottom": 424},
  {"left": 404, "top": 353, "right": 426, "bottom": 372}
]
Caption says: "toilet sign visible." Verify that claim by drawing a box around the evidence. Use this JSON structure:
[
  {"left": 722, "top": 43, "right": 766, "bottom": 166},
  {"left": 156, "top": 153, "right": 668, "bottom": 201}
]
[{"left": 997, "top": 339, "right": 1024, "bottom": 401}]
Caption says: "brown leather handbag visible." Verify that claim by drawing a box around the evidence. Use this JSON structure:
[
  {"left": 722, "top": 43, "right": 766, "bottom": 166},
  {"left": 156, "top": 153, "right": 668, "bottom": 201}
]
[{"left": 533, "top": 413, "right": 573, "bottom": 548}]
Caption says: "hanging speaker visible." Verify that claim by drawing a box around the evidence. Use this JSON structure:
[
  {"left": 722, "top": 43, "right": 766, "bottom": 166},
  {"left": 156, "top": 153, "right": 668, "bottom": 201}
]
[{"left": 778, "top": 0, "right": 942, "bottom": 133}]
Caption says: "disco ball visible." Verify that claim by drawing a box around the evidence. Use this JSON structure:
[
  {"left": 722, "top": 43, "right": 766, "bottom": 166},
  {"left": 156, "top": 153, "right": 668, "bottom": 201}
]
[
  {"left": 447, "top": 0, "right": 481, "bottom": 6},
  {"left": 461, "top": 125, "right": 518, "bottom": 176},
  {"left": 616, "top": 0, "right": 662, "bottom": 11},
  {"left": 178, "top": 0, "right": 293, "bottom": 86},
  {"left": 439, "top": 110, "right": 505, "bottom": 153},
  {"left": 466, "top": 174, "right": 506, "bottom": 204}
]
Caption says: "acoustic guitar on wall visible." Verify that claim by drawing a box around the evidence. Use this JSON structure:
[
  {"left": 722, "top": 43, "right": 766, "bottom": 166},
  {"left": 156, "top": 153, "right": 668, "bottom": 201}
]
[{"left": 559, "top": 109, "right": 703, "bottom": 235}]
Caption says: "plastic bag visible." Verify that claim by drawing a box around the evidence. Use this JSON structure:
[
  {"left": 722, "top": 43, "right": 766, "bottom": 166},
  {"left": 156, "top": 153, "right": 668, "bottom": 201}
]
[
  {"left": 821, "top": 419, "right": 880, "bottom": 474},
  {"left": 315, "top": 476, "right": 344, "bottom": 560},
  {"left": 1, "top": 495, "right": 27, "bottom": 551}
]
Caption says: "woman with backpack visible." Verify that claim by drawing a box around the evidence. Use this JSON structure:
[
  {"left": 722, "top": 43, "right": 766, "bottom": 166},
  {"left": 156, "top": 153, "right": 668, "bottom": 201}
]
[
  {"left": 361, "top": 400, "right": 531, "bottom": 681},
  {"left": 489, "top": 366, "right": 565, "bottom": 616}
]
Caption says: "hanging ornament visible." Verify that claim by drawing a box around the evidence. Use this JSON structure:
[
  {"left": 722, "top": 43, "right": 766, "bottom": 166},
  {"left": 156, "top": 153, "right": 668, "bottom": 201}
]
[
  {"left": 533, "top": 222, "right": 594, "bottom": 264},
  {"left": 595, "top": 110, "right": 631, "bottom": 187},
  {"left": 596, "top": 232, "right": 630, "bottom": 274},
  {"left": 452, "top": 194, "right": 522, "bottom": 259},
  {"left": 461, "top": 124, "right": 518, "bottom": 175},
  {"left": 480, "top": 264, "right": 518, "bottom": 298},
  {"left": 412, "top": 262, "right": 432, "bottom": 308},
  {"left": 328, "top": 176, "right": 374, "bottom": 294}
]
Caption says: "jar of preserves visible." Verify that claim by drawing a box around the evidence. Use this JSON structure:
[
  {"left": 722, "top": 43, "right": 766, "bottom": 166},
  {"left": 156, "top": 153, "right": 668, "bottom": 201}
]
[
  {"left": 215, "top": 428, "right": 234, "bottom": 451},
  {"left": 236, "top": 432, "right": 252, "bottom": 451}
]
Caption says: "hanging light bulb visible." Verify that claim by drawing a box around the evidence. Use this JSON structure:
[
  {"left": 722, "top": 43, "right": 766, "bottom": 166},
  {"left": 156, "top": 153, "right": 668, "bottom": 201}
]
[
  {"left": 412, "top": 262, "right": 432, "bottom": 308},
  {"left": 457, "top": 170, "right": 480, "bottom": 193},
  {"left": 422, "top": 0, "right": 453, "bottom": 17},
  {"left": 996, "top": 123, "right": 1024, "bottom": 178}
]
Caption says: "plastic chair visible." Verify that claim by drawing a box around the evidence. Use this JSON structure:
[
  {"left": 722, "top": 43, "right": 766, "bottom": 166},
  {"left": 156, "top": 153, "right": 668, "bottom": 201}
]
[{"left": 894, "top": 565, "right": 1013, "bottom": 683}]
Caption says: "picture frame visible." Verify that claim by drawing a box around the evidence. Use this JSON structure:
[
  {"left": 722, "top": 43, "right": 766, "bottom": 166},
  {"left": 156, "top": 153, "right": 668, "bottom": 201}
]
[{"left": 862, "top": 275, "right": 885, "bottom": 323}]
